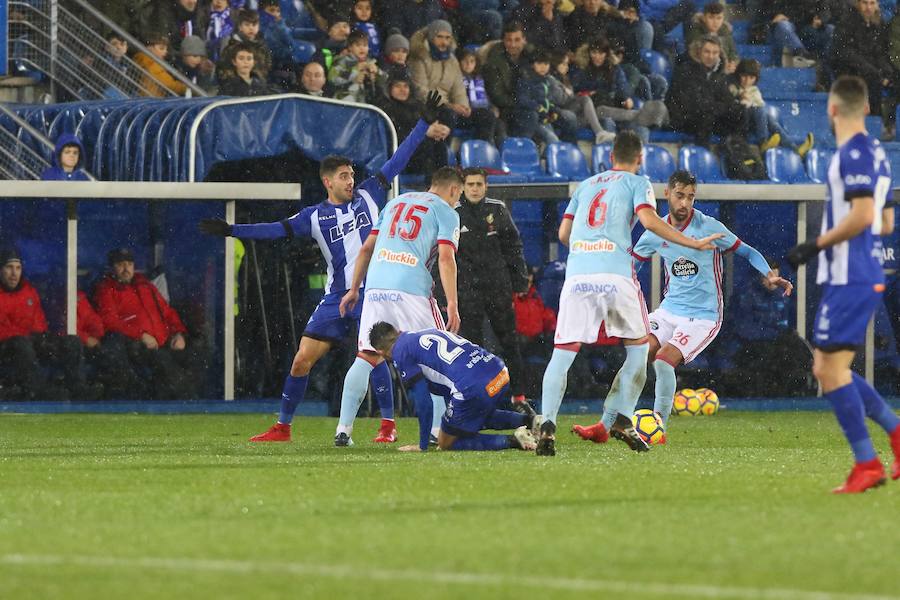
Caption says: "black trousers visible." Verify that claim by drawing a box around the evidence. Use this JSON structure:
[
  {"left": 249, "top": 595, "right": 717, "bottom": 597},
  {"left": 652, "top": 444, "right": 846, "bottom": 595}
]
[
  {"left": 0, "top": 333, "right": 84, "bottom": 399},
  {"left": 106, "top": 333, "right": 207, "bottom": 400},
  {"left": 459, "top": 291, "right": 526, "bottom": 397}
]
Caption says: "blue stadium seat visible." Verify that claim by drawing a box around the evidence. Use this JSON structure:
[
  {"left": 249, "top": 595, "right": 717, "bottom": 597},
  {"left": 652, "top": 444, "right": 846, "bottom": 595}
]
[
  {"left": 678, "top": 145, "right": 725, "bottom": 182},
  {"left": 804, "top": 148, "right": 834, "bottom": 183},
  {"left": 291, "top": 40, "right": 316, "bottom": 64},
  {"left": 446, "top": 145, "right": 457, "bottom": 167},
  {"left": 737, "top": 43, "right": 774, "bottom": 66},
  {"left": 460, "top": 139, "right": 506, "bottom": 172},
  {"left": 731, "top": 20, "right": 749, "bottom": 44},
  {"left": 546, "top": 142, "right": 589, "bottom": 180},
  {"left": 592, "top": 143, "right": 613, "bottom": 173},
  {"left": 501, "top": 137, "right": 563, "bottom": 181},
  {"left": 758, "top": 68, "right": 816, "bottom": 97},
  {"left": 886, "top": 150, "right": 900, "bottom": 179},
  {"left": 765, "top": 148, "right": 810, "bottom": 183},
  {"left": 639, "top": 49, "right": 672, "bottom": 82},
  {"left": 768, "top": 97, "right": 834, "bottom": 147},
  {"left": 642, "top": 144, "right": 676, "bottom": 182}
]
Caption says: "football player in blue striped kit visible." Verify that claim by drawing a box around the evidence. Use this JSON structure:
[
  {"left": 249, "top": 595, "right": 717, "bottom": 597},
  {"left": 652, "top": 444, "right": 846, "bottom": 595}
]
[
  {"left": 788, "top": 75, "right": 900, "bottom": 493},
  {"left": 200, "top": 92, "right": 446, "bottom": 444},
  {"left": 573, "top": 169, "right": 793, "bottom": 445}
]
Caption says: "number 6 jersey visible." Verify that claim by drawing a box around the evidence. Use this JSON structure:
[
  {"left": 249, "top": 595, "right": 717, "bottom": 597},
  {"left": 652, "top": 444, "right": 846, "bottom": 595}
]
[
  {"left": 366, "top": 191, "right": 461, "bottom": 297},
  {"left": 563, "top": 169, "right": 656, "bottom": 279}
]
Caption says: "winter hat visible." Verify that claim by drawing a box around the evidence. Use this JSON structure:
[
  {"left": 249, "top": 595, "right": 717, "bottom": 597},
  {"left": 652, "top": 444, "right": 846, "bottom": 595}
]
[
  {"left": 0, "top": 246, "right": 22, "bottom": 266},
  {"left": 107, "top": 247, "right": 135, "bottom": 266},
  {"left": 427, "top": 19, "right": 453, "bottom": 41},
  {"left": 181, "top": 35, "right": 207, "bottom": 57},
  {"left": 384, "top": 33, "right": 410, "bottom": 54}
]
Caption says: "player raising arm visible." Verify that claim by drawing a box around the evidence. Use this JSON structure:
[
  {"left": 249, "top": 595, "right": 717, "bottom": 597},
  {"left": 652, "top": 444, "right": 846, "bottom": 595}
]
[{"left": 787, "top": 75, "right": 900, "bottom": 493}]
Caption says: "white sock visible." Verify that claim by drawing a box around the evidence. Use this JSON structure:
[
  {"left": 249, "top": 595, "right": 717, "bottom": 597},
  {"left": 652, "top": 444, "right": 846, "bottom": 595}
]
[
  {"left": 431, "top": 394, "right": 445, "bottom": 434},
  {"left": 337, "top": 357, "right": 375, "bottom": 433}
]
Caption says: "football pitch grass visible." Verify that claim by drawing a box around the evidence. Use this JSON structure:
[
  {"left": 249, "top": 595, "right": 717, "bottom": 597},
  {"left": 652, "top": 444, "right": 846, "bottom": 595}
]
[{"left": 1, "top": 412, "right": 898, "bottom": 600}]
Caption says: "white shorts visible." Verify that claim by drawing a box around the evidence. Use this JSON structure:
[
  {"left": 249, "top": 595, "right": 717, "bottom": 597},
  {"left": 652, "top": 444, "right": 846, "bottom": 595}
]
[
  {"left": 648, "top": 307, "right": 720, "bottom": 364},
  {"left": 357, "top": 288, "right": 445, "bottom": 352},
  {"left": 554, "top": 273, "right": 649, "bottom": 344}
]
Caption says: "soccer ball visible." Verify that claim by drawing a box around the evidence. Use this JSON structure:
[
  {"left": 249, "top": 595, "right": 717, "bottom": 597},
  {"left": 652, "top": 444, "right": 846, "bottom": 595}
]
[
  {"left": 631, "top": 409, "right": 665, "bottom": 444},
  {"left": 696, "top": 388, "right": 720, "bottom": 416},
  {"left": 672, "top": 388, "right": 702, "bottom": 416}
]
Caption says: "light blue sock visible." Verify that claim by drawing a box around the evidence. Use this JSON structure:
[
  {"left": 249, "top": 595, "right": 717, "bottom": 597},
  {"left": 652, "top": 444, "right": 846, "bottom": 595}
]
[
  {"left": 540, "top": 348, "right": 578, "bottom": 424},
  {"left": 370, "top": 360, "right": 394, "bottom": 420},
  {"left": 431, "top": 394, "right": 445, "bottom": 434},
  {"left": 602, "top": 343, "right": 648, "bottom": 425},
  {"left": 600, "top": 371, "right": 623, "bottom": 430},
  {"left": 337, "top": 357, "right": 375, "bottom": 433},
  {"left": 653, "top": 358, "right": 677, "bottom": 427}
]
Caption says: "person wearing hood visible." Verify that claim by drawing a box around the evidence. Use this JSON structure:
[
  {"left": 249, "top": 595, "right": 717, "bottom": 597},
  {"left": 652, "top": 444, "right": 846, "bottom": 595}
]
[{"left": 41, "top": 134, "right": 90, "bottom": 181}]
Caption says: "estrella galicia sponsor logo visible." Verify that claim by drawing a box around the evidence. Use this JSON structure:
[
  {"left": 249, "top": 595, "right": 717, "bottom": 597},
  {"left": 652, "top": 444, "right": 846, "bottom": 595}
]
[
  {"left": 571, "top": 239, "right": 616, "bottom": 253},
  {"left": 328, "top": 211, "right": 371, "bottom": 243},
  {"left": 572, "top": 282, "right": 618, "bottom": 294},
  {"left": 650, "top": 320, "right": 659, "bottom": 331},
  {"left": 671, "top": 257, "right": 699, "bottom": 278},
  {"left": 844, "top": 174, "right": 872, "bottom": 186},
  {"left": 376, "top": 248, "right": 419, "bottom": 266},
  {"left": 368, "top": 291, "right": 403, "bottom": 302}
]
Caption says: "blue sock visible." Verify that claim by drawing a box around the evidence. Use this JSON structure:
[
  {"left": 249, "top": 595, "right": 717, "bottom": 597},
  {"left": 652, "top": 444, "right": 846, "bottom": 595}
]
[
  {"left": 484, "top": 409, "right": 527, "bottom": 430},
  {"left": 337, "top": 357, "right": 374, "bottom": 434},
  {"left": 602, "top": 343, "right": 649, "bottom": 425},
  {"left": 852, "top": 372, "right": 900, "bottom": 434},
  {"left": 541, "top": 348, "right": 577, "bottom": 424},
  {"left": 278, "top": 374, "right": 308, "bottom": 425},
  {"left": 370, "top": 360, "right": 394, "bottom": 421},
  {"left": 408, "top": 378, "right": 433, "bottom": 450},
  {"left": 826, "top": 382, "right": 877, "bottom": 463},
  {"left": 450, "top": 433, "right": 511, "bottom": 451},
  {"left": 653, "top": 359, "right": 677, "bottom": 428},
  {"left": 431, "top": 394, "right": 445, "bottom": 434}
]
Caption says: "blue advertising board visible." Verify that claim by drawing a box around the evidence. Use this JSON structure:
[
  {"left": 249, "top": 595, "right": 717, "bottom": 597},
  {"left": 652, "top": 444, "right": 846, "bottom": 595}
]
[{"left": 0, "top": 1, "right": 7, "bottom": 76}]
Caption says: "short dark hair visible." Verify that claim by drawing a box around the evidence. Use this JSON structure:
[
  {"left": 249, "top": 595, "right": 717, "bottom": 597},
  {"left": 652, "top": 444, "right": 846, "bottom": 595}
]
[
  {"left": 319, "top": 155, "right": 353, "bottom": 179},
  {"left": 347, "top": 29, "right": 369, "bottom": 47},
  {"left": 430, "top": 166, "right": 464, "bottom": 187},
  {"left": 668, "top": 169, "right": 697, "bottom": 189},
  {"left": 699, "top": 33, "right": 721, "bottom": 47},
  {"left": 703, "top": 1, "right": 725, "bottom": 15},
  {"left": 830, "top": 75, "right": 868, "bottom": 116},
  {"left": 503, "top": 21, "right": 525, "bottom": 36},
  {"left": 612, "top": 130, "right": 643, "bottom": 165},
  {"left": 259, "top": 0, "right": 279, "bottom": 8},
  {"left": 144, "top": 32, "right": 169, "bottom": 46},
  {"left": 236, "top": 8, "right": 260, "bottom": 26},
  {"left": 230, "top": 41, "right": 257, "bottom": 60},
  {"left": 461, "top": 167, "right": 487, "bottom": 181},
  {"left": 532, "top": 49, "right": 551, "bottom": 64},
  {"left": 735, "top": 58, "right": 761, "bottom": 79},
  {"left": 369, "top": 321, "right": 400, "bottom": 351},
  {"left": 588, "top": 36, "right": 611, "bottom": 53},
  {"left": 105, "top": 31, "right": 126, "bottom": 43}
]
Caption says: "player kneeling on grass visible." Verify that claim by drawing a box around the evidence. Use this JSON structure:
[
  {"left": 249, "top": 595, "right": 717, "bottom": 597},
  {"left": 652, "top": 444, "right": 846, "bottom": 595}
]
[{"left": 369, "top": 322, "right": 541, "bottom": 452}]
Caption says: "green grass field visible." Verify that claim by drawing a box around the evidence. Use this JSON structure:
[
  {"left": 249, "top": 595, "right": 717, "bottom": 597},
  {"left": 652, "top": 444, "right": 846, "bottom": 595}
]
[{"left": 1, "top": 411, "right": 898, "bottom": 600}]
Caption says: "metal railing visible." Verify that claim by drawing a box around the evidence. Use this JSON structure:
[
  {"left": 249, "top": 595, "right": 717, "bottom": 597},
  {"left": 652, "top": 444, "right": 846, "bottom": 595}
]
[
  {"left": 0, "top": 103, "right": 96, "bottom": 180},
  {"left": 8, "top": 0, "right": 205, "bottom": 101}
]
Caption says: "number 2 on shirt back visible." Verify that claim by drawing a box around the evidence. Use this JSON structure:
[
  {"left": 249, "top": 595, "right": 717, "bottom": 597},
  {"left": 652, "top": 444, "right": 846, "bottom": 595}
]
[
  {"left": 419, "top": 331, "right": 467, "bottom": 364},
  {"left": 388, "top": 202, "right": 429, "bottom": 240},
  {"left": 587, "top": 190, "right": 608, "bottom": 228}
]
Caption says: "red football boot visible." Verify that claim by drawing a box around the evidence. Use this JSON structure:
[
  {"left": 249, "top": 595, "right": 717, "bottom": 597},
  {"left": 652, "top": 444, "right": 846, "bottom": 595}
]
[
  {"left": 249, "top": 422, "right": 292, "bottom": 442},
  {"left": 373, "top": 419, "right": 398, "bottom": 443},
  {"left": 832, "top": 459, "right": 886, "bottom": 494},
  {"left": 889, "top": 426, "right": 900, "bottom": 480},
  {"left": 571, "top": 422, "right": 609, "bottom": 444}
]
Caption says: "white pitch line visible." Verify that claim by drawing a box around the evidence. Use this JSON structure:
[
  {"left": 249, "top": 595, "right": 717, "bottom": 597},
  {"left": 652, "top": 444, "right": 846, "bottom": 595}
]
[{"left": 1, "top": 553, "right": 896, "bottom": 600}]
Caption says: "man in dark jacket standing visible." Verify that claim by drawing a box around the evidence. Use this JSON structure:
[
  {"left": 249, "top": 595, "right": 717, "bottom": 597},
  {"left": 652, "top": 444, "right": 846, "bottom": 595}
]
[
  {"left": 666, "top": 33, "right": 748, "bottom": 146},
  {"left": 454, "top": 168, "right": 531, "bottom": 404},
  {"left": 483, "top": 21, "right": 533, "bottom": 136}
]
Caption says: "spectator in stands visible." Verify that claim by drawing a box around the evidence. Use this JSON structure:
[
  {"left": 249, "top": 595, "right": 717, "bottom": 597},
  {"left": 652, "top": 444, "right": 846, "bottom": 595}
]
[
  {"left": 312, "top": 15, "right": 352, "bottom": 72},
  {"left": 640, "top": 0, "right": 697, "bottom": 54},
  {"left": 378, "top": 32, "right": 413, "bottom": 92},
  {"left": 88, "top": 0, "right": 142, "bottom": 33},
  {"left": 377, "top": 71, "right": 452, "bottom": 174},
  {"left": 328, "top": 29, "right": 381, "bottom": 102},
  {"left": 135, "top": 0, "right": 206, "bottom": 56},
  {"left": 94, "top": 248, "right": 203, "bottom": 400},
  {"left": 352, "top": 0, "right": 381, "bottom": 56},
  {"left": 0, "top": 246, "right": 92, "bottom": 400},
  {"left": 219, "top": 42, "right": 275, "bottom": 95},
  {"left": 514, "top": 269, "right": 556, "bottom": 359},
  {"left": 667, "top": 33, "right": 748, "bottom": 146},
  {"left": 260, "top": 0, "right": 298, "bottom": 86},
  {"left": 176, "top": 35, "right": 216, "bottom": 91},
  {"left": 40, "top": 134, "right": 90, "bottom": 181},
  {"left": 748, "top": 1, "right": 829, "bottom": 68},
  {"left": 99, "top": 32, "right": 129, "bottom": 78},
  {"left": 516, "top": 0, "right": 567, "bottom": 53},
  {"left": 219, "top": 9, "right": 274, "bottom": 82},
  {"left": 515, "top": 50, "right": 578, "bottom": 143},
  {"left": 456, "top": 0, "right": 505, "bottom": 44},
  {"left": 135, "top": 33, "right": 188, "bottom": 97},
  {"left": 306, "top": 0, "right": 355, "bottom": 26},
  {"left": 377, "top": 0, "right": 446, "bottom": 38},
  {"left": 458, "top": 48, "right": 505, "bottom": 147},
  {"left": 206, "top": 0, "right": 234, "bottom": 62},
  {"left": 832, "top": 0, "right": 898, "bottom": 140},
  {"left": 565, "top": 0, "right": 651, "bottom": 60},
  {"left": 612, "top": 39, "right": 666, "bottom": 101},
  {"left": 549, "top": 52, "right": 617, "bottom": 143},
  {"left": 483, "top": 21, "right": 533, "bottom": 136},
  {"left": 609, "top": 0, "right": 655, "bottom": 61},
  {"left": 297, "top": 61, "right": 334, "bottom": 96},
  {"left": 728, "top": 58, "right": 814, "bottom": 156},
  {"left": 685, "top": 1, "right": 737, "bottom": 74}
]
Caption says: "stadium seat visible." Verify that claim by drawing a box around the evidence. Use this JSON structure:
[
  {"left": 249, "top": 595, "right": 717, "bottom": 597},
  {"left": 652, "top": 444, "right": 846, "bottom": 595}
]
[
  {"left": 678, "top": 145, "right": 726, "bottom": 182},
  {"left": 642, "top": 144, "right": 676, "bottom": 182},
  {"left": 591, "top": 143, "right": 613, "bottom": 173},
  {"left": 804, "top": 148, "right": 834, "bottom": 183},
  {"left": 887, "top": 150, "right": 900, "bottom": 179},
  {"left": 459, "top": 139, "right": 506, "bottom": 172},
  {"left": 291, "top": 40, "right": 316, "bottom": 64},
  {"left": 446, "top": 145, "right": 457, "bottom": 167},
  {"left": 758, "top": 68, "right": 816, "bottom": 97},
  {"left": 765, "top": 148, "right": 810, "bottom": 183},
  {"left": 545, "top": 142, "right": 589, "bottom": 181},
  {"left": 501, "top": 137, "right": 563, "bottom": 182},
  {"left": 639, "top": 49, "right": 672, "bottom": 82}
]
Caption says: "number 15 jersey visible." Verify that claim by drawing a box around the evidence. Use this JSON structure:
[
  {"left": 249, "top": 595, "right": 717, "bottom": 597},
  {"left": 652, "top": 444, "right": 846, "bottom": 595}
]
[
  {"left": 564, "top": 169, "right": 656, "bottom": 279},
  {"left": 366, "top": 191, "right": 461, "bottom": 297}
]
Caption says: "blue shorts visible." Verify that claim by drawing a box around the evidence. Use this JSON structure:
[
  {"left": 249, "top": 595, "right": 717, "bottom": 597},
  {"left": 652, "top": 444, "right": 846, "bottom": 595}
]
[
  {"left": 303, "top": 291, "right": 362, "bottom": 343},
  {"left": 813, "top": 283, "right": 884, "bottom": 351},
  {"left": 441, "top": 372, "right": 510, "bottom": 437}
]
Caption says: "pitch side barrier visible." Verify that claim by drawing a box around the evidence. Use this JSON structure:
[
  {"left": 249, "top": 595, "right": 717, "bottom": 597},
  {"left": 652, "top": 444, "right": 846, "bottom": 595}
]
[{"left": 0, "top": 181, "right": 301, "bottom": 400}]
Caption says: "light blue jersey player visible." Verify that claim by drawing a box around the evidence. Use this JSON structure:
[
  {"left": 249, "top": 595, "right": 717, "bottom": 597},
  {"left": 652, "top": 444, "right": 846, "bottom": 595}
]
[
  {"left": 628, "top": 170, "right": 792, "bottom": 432},
  {"left": 335, "top": 167, "right": 463, "bottom": 446},
  {"left": 787, "top": 76, "right": 900, "bottom": 493},
  {"left": 539, "top": 131, "right": 723, "bottom": 456},
  {"left": 368, "top": 323, "right": 540, "bottom": 452},
  {"left": 198, "top": 111, "right": 437, "bottom": 444}
]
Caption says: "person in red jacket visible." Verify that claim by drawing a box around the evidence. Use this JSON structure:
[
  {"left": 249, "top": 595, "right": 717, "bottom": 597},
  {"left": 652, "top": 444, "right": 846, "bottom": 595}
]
[
  {"left": 93, "top": 248, "right": 202, "bottom": 399},
  {"left": 0, "top": 246, "right": 89, "bottom": 400},
  {"left": 513, "top": 271, "right": 557, "bottom": 353}
]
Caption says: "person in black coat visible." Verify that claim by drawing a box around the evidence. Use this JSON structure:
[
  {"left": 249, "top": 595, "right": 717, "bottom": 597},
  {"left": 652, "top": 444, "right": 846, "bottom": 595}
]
[{"left": 218, "top": 41, "right": 275, "bottom": 96}]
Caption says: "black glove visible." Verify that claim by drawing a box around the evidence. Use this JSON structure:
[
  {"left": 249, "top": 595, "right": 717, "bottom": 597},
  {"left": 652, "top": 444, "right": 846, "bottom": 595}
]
[
  {"left": 786, "top": 241, "right": 818, "bottom": 268},
  {"left": 421, "top": 89, "right": 443, "bottom": 124},
  {"left": 199, "top": 218, "right": 233, "bottom": 237}
]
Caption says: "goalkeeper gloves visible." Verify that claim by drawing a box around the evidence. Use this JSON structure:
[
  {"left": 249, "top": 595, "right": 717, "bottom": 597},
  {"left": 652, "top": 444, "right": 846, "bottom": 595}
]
[
  {"left": 786, "top": 240, "right": 818, "bottom": 268},
  {"left": 421, "top": 90, "right": 444, "bottom": 124},
  {"left": 199, "top": 218, "right": 233, "bottom": 237}
]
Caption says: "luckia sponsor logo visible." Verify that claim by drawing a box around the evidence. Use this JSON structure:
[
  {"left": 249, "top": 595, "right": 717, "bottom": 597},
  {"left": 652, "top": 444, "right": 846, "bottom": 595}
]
[
  {"left": 376, "top": 248, "right": 419, "bottom": 266},
  {"left": 570, "top": 239, "right": 616, "bottom": 253}
]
